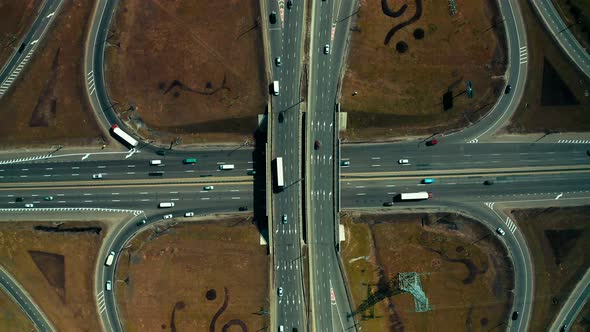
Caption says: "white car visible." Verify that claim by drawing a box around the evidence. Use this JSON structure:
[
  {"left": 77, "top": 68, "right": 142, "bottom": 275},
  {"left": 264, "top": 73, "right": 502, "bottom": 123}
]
[
  {"left": 105, "top": 280, "right": 112, "bottom": 291},
  {"left": 163, "top": 214, "right": 173, "bottom": 219},
  {"left": 92, "top": 173, "right": 103, "bottom": 179},
  {"left": 203, "top": 186, "right": 214, "bottom": 191},
  {"left": 398, "top": 159, "right": 409, "bottom": 165},
  {"left": 24, "top": 203, "right": 34, "bottom": 208},
  {"left": 496, "top": 227, "right": 506, "bottom": 236},
  {"left": 324, "top": 44, "right": 330, "bottom": 54},
  {"left": 184, "top": 212, "right": 194, "bottom": 217}
]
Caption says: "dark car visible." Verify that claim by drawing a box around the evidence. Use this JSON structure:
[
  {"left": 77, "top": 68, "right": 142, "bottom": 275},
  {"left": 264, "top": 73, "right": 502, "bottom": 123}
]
[
  {"left": 314, "top": 140, "right": 321, "bottom": 150},
  {"left": 239, "top": 206, "right": 248, "bottom": 211},
  {"left": 484, "top": 180, "right": 494, "bottom": 185},
  {"left": 15, "top": 197, "right": 24, "bottom": 202},
  {"left": 270, "top": 11, "right": 277, "bottom": 24},
  {"left": 136, "top": 219, "right": 146, "bottom": 226},
  {"left": 287, "top": 0, "right": 293, "bottom": 9},
  {"left": 426, "top": 139, "right": 438, "bottom": 146},
  {"left": 156, "top": 150, "right": 166, "bottom": 156},
  {"left": 511, "top": 311, "right": 519, "bottom": 320},
  {"left": 383, "top": 202, "right": 394, "bottom": 206},
  {"left": 505, "top": 84, "right": 511, "bottom": 94},
  {"left": 560, "top": 324, "right": 568, "bottom": 332},
  {"left": 247, "top": 170, "right": 256, "bottom": 175}
]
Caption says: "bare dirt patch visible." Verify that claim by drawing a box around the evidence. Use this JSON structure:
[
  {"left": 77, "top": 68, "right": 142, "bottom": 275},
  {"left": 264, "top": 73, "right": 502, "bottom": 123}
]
[
  {"left": 105, "top": 0, "right": 266, "bottom": 145},
  {"left": 0, "top": 221, "right": 105, "bottom": 332},
  {"left": 341, "top": 211, "right": 513, "bottom": 331},
  {"left": 510, "top": 206, "right": 590, "bottom": 331},
  {"left": 341, "top": 0, "right": 506, "bottom": 140},
  {"left": 0, "top": 287, "right": 35, "bottom": 332},
  {"left": 0, "top": 1, "right": 40, "bottom": 67},
  {"left": 115, "top": 216, "right": 269, "bottom": 331},
  {"left": 505, "top": 0, "right": 590, "bottom": 133},
  {"left": 0, "top": 0, "right": 104, "bottom": 148}
]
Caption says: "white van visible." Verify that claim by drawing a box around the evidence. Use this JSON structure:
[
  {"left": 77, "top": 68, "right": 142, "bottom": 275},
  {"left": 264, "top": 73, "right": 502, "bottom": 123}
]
[
  {"left": 219, "top": 164, "right": 235, "bottom": 170},
  {"left": 105, "top": 251, "right": 116, "bottom": 266},
  {"left": 398, "top": 159, "right": 409, "bottom": 165},
  {"left": 158, "top": 202, "right": 175, "bottom": 208},
  {"left": 272, "top": 81, "right": 279, "bottom": 96},
  {"left": 279, "top": 325, "right": 284, "bottom": 332},
  {"left": 150, "top": 160, "right": 162, "bottom": 165}
]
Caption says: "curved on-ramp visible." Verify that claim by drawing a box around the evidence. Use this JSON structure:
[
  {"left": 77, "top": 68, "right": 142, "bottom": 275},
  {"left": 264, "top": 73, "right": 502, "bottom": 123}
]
[
  {"left": 446, "top": 0, "right": 529, "bottom": 144},
  {"left": 0, "top": 264, "right": 56, "bottom": 332},
  {"left": 530, "top": 0, "right": 590, "bottom": 79}
]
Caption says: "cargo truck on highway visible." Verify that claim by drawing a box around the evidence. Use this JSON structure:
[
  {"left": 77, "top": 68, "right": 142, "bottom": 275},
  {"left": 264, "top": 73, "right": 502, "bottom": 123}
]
[{"left": 395, "top": 192, "right": 432, "bottom": 201}]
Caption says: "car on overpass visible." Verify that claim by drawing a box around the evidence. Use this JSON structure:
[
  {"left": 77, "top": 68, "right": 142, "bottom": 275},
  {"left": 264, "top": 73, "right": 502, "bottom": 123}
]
[
  {"left": 92, "top": 173, "right": 103, "bottom": 179},
  {"left": 496, "top": 227, "right": 506, "bottom": 236},
  {"left": 287, "top": 0, "right": 293, "bottom": 9},
  {"left": 314, "top": 140, "right": 321, "bottom": 150},
  {"left": 269, "top": 11, "right": 277, "bottom": 24},
  {"left": 505, "top": 84, "right": 511, "bottom": 94},
  {"left": 43, "top": 196, "right": 54, "bottom": 201},
  {"left": 203, "top": 186, "right": 214, "bottom": 191},
  {"left": 282, "top": 214, "right": 288, "bottom": 224},
  {"left": 341, "top": 160, "right": 350, "bottom": 166},
  {"left": 278, "top": 287, "right": 283, "bottom": 297}
]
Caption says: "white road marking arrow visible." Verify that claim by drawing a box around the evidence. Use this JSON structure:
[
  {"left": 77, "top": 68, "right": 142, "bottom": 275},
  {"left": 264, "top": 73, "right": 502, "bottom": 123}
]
[
  {"left": 46, "top": 12, "right": 55, "bottom": 18},
  {"left": 555, "top": 193, "right": 563, "bottom": 200},
  {"left": 81, "top": 154, "right": 90, "bottom": 160}
]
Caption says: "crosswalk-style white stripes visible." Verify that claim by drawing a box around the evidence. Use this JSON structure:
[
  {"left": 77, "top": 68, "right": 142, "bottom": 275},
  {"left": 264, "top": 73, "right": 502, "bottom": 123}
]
[
  {"left": 519, "top": 46, "right": 527, "bottom": 64},
  {"left": 0, "top": 154, "right": 52, "bottom": 165},
  {"left": 484, "top": 202, "right": 495, "bottom": 210},
  {"left": 503, "top": 216, "right": 517, "bottom": 234},
  {"left": 87, "top": 71, "right": 96, "bottom": 95},
  {"left": 0, "top": 47, "right": 36, "bottom": 98},
  {"left": 0, "top": 208, "right": 143, "bottom": 215},
  {"left": 467, "top": 138, "right": 479, "bottom": 144},
  {"left": 557, "top": 139, "right": 590, "bottom": 144},
  {"left": 97, "top": 291, "right": 106, "bottom": 314}
]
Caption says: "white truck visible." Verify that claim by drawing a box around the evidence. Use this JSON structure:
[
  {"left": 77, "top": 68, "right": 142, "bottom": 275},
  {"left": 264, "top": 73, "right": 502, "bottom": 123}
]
[
  {"left": 272, "top": 81, "right": 279, "bottom": 96},
  {"left": 104, "top": 251, "right": 116, "bottom": 266},
  {"left": 397, "top": 192, "right": 431, "bottom": 201}
]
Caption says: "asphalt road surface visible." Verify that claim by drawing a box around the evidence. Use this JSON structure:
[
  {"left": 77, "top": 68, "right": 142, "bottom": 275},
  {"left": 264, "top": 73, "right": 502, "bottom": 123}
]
[
  {"left": 0, "top": 265, "right": 56, "bottom": 331},
  {"left": 0, "top": 0, "right": 63, "bottom": 99},
  {"left": 530, "top": 0, "right": 590, "bottom": 79},
  {"left": 267, "top": 0, "right": 307, "bottom": 329},
  {"left": 307, "top": 0, "right": 358, "bottom": 331}
]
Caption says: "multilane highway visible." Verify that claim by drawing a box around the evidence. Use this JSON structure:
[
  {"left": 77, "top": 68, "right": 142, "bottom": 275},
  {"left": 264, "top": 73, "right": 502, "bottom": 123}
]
[{"left": 266, "top": 0, "right": 308, "bottom": 329}]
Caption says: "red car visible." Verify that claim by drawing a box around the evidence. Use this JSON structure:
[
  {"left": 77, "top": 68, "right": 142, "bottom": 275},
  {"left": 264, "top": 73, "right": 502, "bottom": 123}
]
[{"left": 426, "top": 139, "right": 438, "bottom": 146}]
